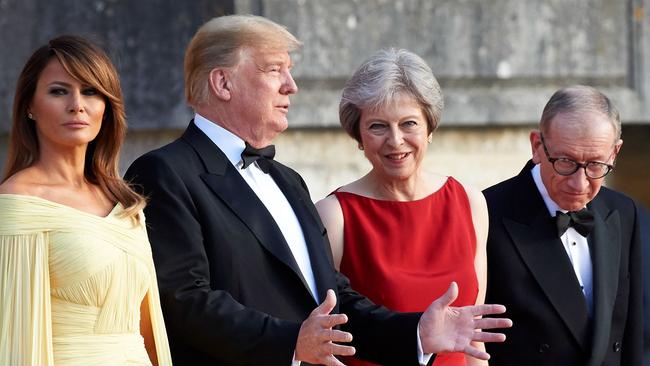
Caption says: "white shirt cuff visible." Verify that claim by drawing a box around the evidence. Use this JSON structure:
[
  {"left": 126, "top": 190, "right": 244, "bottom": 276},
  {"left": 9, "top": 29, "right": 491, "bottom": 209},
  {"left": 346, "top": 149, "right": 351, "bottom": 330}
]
[
  {"left": 417, "top": 325, "right": 434, "bottom": 366},
  {"left": 292, "top": 351, "right": 301, "bottom": 366}
]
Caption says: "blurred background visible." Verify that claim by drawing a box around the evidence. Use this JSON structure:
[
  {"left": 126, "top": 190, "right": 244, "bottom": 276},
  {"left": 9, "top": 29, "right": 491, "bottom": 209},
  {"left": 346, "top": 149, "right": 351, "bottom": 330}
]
[{"left": 0, "top": 0, "right": 648, "bottom": 207}]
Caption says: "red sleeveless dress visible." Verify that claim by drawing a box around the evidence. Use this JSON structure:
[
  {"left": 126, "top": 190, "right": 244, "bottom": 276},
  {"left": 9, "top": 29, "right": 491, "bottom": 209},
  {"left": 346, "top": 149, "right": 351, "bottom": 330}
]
[{"left": 335, "top": 177, "right": 478, "bottom": 366}]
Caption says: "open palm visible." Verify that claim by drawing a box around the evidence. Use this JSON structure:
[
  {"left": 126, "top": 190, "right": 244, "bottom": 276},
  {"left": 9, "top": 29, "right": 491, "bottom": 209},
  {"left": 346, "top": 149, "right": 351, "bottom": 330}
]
[{"left": 419, "top": 282, "right": 512, "bottom": 360}]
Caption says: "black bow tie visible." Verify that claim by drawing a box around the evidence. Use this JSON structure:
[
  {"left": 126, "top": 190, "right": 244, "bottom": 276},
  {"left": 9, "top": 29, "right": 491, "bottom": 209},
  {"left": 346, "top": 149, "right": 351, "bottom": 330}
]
[
  {"left": 241, "top": 142, "right": 275, "bottom": 173},
  {"left": 555, "top": 209, "right": 595, "bottom": 237}
]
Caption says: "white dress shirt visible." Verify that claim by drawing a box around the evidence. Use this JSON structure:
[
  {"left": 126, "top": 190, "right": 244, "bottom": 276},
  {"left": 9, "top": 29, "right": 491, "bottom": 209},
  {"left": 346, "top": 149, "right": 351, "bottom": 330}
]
[
  {"left": 194, "top": 114, "right": 319, "bottom": 302},
  {"left": 194, "top": 114, "right": 320, "bottom": 366},
  {"left": 531, "top": 164, "right": 594, "bottom": 317}
]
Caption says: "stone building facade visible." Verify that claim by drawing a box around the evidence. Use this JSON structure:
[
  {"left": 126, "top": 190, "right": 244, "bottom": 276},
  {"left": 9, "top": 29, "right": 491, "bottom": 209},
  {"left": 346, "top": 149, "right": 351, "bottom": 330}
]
[{"left": 1, "top": 0, "right": 648, "bottom": 206}]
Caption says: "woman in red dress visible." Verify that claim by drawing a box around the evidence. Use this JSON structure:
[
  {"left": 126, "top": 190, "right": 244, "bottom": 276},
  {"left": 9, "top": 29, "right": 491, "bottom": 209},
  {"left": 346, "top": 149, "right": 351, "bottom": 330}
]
[{"left": 316, "top": 48, "right": 488, "bottom": 366}]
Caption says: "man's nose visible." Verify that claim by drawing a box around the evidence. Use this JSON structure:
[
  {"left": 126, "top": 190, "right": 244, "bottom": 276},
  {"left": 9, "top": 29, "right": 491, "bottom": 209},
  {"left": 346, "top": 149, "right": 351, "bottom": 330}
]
[
  {"left": 281, "top": 70, "right": 298, "bottom": 94},
  {"left": 566, "top": 167, "right": 590, "bottom": 190}
]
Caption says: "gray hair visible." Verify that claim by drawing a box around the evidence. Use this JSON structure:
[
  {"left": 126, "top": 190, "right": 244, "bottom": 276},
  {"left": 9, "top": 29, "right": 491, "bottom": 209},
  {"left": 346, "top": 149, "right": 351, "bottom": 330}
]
[
  {"left": 540, "top": 85, "right": 621, "bottom": 140},
  {"left": 339, "top": 48, "right": 444, "bottom": 142},
  {"left": 184, "top": 14, "right": 301, "bottom": 107}
]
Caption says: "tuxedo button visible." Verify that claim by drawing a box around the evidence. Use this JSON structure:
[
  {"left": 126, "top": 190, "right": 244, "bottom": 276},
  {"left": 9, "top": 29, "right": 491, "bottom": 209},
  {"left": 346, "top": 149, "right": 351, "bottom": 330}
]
[
  {"left": 613, "top": 341, "right": 621, "bottom": 352},
  {"left": 539, "top": 343, "right": 550, "bottom": 353}
]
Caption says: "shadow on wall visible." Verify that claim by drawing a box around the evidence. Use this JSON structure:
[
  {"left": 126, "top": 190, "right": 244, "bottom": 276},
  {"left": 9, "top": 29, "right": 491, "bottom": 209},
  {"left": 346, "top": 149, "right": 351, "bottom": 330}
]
[{"left": 608, "top": 125, "right": 650, "bottom": 209}]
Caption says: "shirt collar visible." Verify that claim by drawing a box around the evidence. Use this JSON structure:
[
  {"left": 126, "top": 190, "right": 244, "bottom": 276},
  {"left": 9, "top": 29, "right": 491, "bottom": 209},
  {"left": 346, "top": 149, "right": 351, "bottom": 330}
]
[
  {"left": 531, "top": 163, "right": 565, "bottom": 217},
  {"left": 193, "top": 113, "right": 245, "bottom": 168}
]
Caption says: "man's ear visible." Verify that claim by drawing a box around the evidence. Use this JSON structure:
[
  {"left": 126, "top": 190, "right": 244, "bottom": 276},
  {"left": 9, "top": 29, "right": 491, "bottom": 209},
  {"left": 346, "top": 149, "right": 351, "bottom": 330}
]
[
  {"left": 530, "top": 130, "right": 543, "bottom": 164},
  {"left": 208, "top": 68, "right": 232, "bottom": 101},
  {"left": 614, "top": 138, "right": 624, "bottom": 155}
]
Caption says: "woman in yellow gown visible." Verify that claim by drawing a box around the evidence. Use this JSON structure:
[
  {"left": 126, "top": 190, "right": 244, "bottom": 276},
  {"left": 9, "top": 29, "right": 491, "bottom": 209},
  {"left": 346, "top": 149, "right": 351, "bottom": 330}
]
[{"left": 0, "top": 35, "right": 172, "bottom": 365}]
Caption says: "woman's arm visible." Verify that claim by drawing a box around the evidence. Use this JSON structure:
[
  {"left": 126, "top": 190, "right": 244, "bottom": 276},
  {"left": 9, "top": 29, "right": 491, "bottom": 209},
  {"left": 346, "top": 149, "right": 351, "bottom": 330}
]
[
  {"left": 140, "top": 294, "right": 158, "bottom": 366},
  {"left": 314, "top": 195, "right": 345, "bottom": 270}
]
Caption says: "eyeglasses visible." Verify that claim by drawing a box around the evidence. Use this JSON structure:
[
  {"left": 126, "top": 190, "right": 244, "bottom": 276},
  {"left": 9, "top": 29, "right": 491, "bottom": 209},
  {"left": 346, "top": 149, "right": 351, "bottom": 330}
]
[{"left": 539, "top": 133, "right": 615, "bottom": 179}]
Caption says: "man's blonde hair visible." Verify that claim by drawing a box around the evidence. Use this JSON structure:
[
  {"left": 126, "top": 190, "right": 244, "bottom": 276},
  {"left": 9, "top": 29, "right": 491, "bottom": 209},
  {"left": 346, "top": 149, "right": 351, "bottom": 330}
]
[{"left": 184, "top": 14, "right": 301, "bottom": 107}]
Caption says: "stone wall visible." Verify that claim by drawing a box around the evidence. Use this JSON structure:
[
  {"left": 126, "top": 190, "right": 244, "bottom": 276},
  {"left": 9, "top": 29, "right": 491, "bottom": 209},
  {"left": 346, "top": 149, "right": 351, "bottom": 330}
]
[
  {"left": 244, "top": 0, "right": 650, "bottom": 127},
  {"left": 0, "top": 0, "right": 233, "bottom": 132},
  {"left": 0, "top": 0, "right": 648, "bottom": 206}
]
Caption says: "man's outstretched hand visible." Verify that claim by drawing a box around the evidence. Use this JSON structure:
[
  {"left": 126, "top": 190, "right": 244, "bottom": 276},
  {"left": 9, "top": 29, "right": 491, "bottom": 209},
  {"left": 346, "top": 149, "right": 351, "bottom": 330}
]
[
  {"left": 419, "top": 282, "right": 512, "bottom": 360},
  {"left": 295, "top": 289, "right": 355, "bottom": 366}
]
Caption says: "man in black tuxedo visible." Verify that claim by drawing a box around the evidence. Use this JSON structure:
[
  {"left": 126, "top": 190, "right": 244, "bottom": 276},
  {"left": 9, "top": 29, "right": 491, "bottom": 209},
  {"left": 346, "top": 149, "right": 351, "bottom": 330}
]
[
  {"left": 126, "top": 15, "right": 511, "bottom": 366},
  {"left": 484, "top": 85, "right": 642, "bottom": 366}
]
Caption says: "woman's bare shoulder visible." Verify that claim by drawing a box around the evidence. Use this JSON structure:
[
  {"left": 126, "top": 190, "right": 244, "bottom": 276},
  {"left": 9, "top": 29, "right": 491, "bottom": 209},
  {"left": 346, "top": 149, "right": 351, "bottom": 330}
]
[
  {"left": 315, "top": 194, "right": 342, "bottom": 217},
  {"left": 0, "top": 169, "right": 39, "bottom": 195}
]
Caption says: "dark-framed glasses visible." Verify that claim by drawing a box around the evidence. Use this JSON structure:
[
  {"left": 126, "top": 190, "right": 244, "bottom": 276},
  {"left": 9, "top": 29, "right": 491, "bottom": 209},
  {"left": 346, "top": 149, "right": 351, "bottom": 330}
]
[{"left": 540, "top": 133, "right": 615, "bottom": 179}]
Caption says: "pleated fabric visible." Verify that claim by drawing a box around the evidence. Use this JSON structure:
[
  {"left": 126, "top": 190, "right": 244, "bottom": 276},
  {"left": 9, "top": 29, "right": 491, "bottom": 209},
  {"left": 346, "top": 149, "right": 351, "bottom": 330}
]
[{"left": 0, "top": 194, "right": 172, "bottom": 365}]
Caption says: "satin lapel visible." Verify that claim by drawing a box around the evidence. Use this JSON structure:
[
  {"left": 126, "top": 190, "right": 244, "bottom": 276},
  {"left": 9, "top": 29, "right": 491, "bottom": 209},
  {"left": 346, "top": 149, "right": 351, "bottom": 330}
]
[
  {"left": 504, "top": 165, "right": 591, "bottom": 351},
  {"left": 586, "top": 197, "right": 621, "bottom": 366},
  {"left": 269, "top": 163, "right": 336, "bottom": 305},
  {"left": 201, "top": 171, "right": 309, "bottom": 281},
  {"left": 181, "top": 122, "right": 306, "bottom": 286}
]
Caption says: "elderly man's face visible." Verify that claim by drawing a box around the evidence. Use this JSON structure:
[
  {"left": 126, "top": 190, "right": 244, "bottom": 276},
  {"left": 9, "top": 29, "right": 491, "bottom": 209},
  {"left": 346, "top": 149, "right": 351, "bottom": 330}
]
[
  {"left": 530, "top": 111, "right": 621, "bottom": 211},
  {"left": 227, "top": 46, "right": 298, "bottom": 147}
]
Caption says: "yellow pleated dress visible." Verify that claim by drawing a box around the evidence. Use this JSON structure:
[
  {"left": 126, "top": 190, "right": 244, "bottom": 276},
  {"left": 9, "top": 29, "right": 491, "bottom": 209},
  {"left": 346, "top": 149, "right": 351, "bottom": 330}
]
[{"left": 0, "top": 194, "right": 172, "bottom": 365}]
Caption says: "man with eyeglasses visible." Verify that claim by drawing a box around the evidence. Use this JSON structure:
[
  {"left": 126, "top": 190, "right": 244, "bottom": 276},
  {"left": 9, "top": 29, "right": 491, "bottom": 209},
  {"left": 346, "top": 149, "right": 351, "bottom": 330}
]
[{"left": 483, "top": 85, "right": 642, "bottom": 366}]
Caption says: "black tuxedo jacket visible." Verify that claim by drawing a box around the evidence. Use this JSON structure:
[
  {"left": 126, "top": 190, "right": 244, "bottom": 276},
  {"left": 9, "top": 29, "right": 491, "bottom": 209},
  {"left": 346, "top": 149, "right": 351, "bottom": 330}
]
[
  {"left": 483, "top": 161, "right": 642, "bottom": 366},
  {"left": 125, "top": 121, "right": 424, "bottom": 366},
  {"left": 639, "top": 204, "right": 650, "bottom": 365}
]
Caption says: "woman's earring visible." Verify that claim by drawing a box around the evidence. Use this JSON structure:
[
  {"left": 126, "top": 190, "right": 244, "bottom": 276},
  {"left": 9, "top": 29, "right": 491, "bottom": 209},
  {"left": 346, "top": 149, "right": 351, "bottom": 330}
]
[
  {"left": 358, "top": 143, "right": 364, "bottom": 150},
  {"left": 28, "top": 112, "right": 34, "bottom": 120},
  {"left": 427, "top": 135, "right": 432, "bottom": 143}
]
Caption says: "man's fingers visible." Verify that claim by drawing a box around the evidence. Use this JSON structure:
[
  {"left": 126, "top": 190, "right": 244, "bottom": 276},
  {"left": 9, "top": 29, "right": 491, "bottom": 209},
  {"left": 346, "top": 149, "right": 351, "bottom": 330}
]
[
  {"left": 472, "top": 330, "right": 507, "bottom": 343},
  {"left": 320, "top": 328, "right": 353, "bottom": 343},
  {"left": 462, "top": 345, "right": 490, "bottom": 361},
  {"left": 328, "top": 342, "right": 356, "bottom": 357},
  {"left": 313, "top": 289, "right": 337, "bottom": 315},
  {"left": 473, "top": 317, "right": 512, "bottom": 330},
  {"left": 319, "top": 313, "right": 349, "bottom": 328},
  {"left": 469, "top": 304, "right": 507, "bottom": 316},
  {"left": 317, "top": 344, "right": 356, "bottom": 366},
  {"left": 324, "top": 355, "right": 348, "bottom": 366}
]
